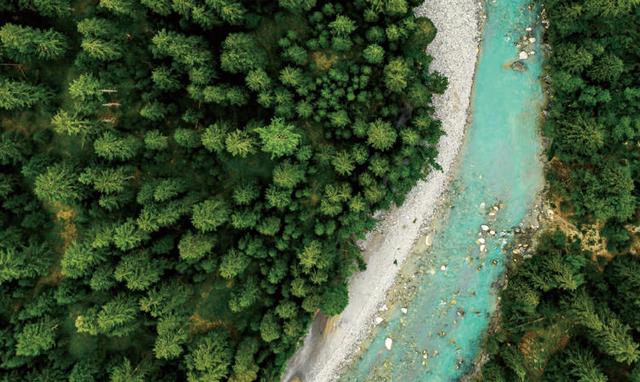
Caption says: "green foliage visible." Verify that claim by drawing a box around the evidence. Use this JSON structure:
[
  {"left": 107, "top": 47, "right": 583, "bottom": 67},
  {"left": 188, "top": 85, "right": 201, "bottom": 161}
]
[
  {"left": 192, "top": 199, "right": 229, "bottom": 232},
  {"left": 0, "top": 79, "right": 49, "bottom": 111},
  {"left": 481, "top": 231, "right": 640, "bottom": 381},
  {"left": 384, "top": 58, "right": 409, "bottom": 92},
  {"left": 319, "top": 283, "right": 348, "bottom": 316},
  {"left": 367, "top": 119, "right": 397, "bottom": 150},
  {"left": 255, "top": 117, "right": 302, "bottom": 158},
  {"left": 0, "top": 0, "right": 445, "bottom": 379},
  {"left": 0, "top": 23, "right": 68, "bottom": 61},
  {"left": 34, "top": 164, "right": 81, "bottom": 203},
  {"left": 15, "top": 318, "right": 58, "bottom": 357},
  {"left": 544, "top": 0, "right": 640, "bottom": 240},
  {"left": 184, "top": 331, "right": 233, "bottom": 382},
  {"left": 220, "top": 33, "right": 266, "bottom": 74},
  {"left": 179, "top": 232, "right": 214, "bottom": 261}
]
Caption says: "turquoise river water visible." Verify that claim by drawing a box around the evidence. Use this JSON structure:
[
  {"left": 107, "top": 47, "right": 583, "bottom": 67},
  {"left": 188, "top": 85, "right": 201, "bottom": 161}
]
[{"left": 342, "top": 1, "right": 545, "bottom": 381}]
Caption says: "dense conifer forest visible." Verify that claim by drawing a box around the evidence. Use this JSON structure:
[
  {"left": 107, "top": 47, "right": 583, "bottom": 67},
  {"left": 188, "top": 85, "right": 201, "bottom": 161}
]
[
  {"left": 0, "top": 0, "right": 445, "bottom": 380},
  {"left": 480, "top": 0, "right": 640, "bottom": 380}
]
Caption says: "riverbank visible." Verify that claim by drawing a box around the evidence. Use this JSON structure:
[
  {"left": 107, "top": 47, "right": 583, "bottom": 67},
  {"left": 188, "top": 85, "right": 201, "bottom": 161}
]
[{"left": 282, "top": 1, "right": 483, "bottom": 381}]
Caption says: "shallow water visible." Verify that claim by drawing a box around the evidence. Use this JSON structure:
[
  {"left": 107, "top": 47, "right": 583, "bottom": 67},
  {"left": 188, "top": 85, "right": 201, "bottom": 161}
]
[{"left": 341, "top": 1, "right": 544, "bottom": 381}]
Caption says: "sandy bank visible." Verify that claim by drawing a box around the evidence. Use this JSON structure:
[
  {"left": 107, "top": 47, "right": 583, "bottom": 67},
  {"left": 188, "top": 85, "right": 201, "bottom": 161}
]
[{"left": 282, "top": 1, "right": 482, "bottom": 381}]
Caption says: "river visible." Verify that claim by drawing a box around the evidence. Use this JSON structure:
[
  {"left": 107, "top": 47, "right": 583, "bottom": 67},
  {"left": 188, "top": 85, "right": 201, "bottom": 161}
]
[{"left": 341, "top": 0, "right": 545, "bottom": 380}]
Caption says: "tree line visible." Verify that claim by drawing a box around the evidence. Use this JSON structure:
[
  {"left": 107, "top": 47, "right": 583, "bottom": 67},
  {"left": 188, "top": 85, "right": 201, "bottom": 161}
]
[{"left": 0, "top": 0, "right": 444, "bottom": 380}]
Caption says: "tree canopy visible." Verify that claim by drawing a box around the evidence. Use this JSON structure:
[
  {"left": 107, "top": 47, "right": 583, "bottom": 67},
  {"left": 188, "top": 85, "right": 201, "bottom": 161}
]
[{"left": 0, "top": 0, "right": 442, "bottom": 380}]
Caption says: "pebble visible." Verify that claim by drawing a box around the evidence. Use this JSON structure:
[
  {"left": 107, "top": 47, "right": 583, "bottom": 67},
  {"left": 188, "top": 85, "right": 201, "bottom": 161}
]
[
  {"left": 385, "top": 337, "right": 393, "bottom": 350},
  {"left": 477, "top": 238, "right": 486, "bottom": 244},
  {"left": 519, "top": 51, "right": 529, "bottom": 60},
  {"left": 375, "top": 317, "right": 384, "bottom": 325},
  {"left": 401, "top": 307, "right": 408, "bottom": 314},
  {"left": 526, "top": 27, "right": 533, "bottom": 32},
  {"left": 529, "top": 37, "right": 536, "bottom": 43},
  {"left": 489, "top": 230, "right": 496, "bottom": 235},
  {"left": 480, "top": 244, "right": 486, "bottom": 252},
  {"left": 481, "top": 224, "right": 489, "bottom": 231},
  {"left": 425, "top": 234, "right": 432, "bottom": 246},
  {"left": 380, "top": 304, "right": 388, "bottom": 312},
  {"left": 440, "top": 264, "right": 447, "bottom": 271}
]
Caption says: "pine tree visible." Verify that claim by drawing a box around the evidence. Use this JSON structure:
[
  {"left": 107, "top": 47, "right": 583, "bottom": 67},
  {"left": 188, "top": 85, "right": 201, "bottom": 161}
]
[
  {"left": 94, "top": 132, "right": 139, "bottom": 161},
  {"left": 367, "top": 119, "right": 397, "bottom": 151},
  {"left": 566, "top": 347, "right": 608, "bottom": 382},
  {"left": 0, "top": 79, "right": 49, "bottom": 110},
  {"left": 96, "top": 294, "right": 139, "bottom": 337},
  {"left": 114, "top": 250, "right": 165, "bottom": 291},
  {"left": 0, "top": 23, "right": 68, "bottom": 61},
  {"left": 384, "top": 58, "right": 410, "bottom": 92},
  {"left": 259, "top": 313, "right": 281, "bottom": 343},
  {"left": 184, "top": 331, "right": 233, "bottom": 382},
  {"left": 225, "top": 130, "right": 256, "bottom": 157},
  {"left": 191, "top": 199, "right": 229, "bottom": 232},
  {"left": 51, "top": 110, "right": 94, "bottom": 136},
  {"left": 220, "top": 33, "right": 266, "bottom": 74},
  {"left": 154, "top": 315, "right": 188, "bottom": 360},
  {"left": 109, "top": 358, "right": 146, "bottom": 382},
  {"left": 34, "top": 163, "right": 81, "bottom": 204},
  {"left": 15, "top": 318, "right": 58, "bottom": 357},
  {"left": 178, "top": 232, "right": 214, "bottom": 261},
  {"left": 61, "top": 242, "right": 105, "bottom": 279},
  {"left": 273, "top": 160, "right": 305, "bottom": 188},
  {"left": 255, "top": 118, "right": 302, "bottom": 158}
]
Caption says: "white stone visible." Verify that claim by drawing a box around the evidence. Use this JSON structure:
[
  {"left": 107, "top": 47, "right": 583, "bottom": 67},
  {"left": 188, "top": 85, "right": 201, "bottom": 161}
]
[
  {"left": 375, "top": 317, "right": 384, "bottom": 325},
  {"left": 477, "top": 238, "right": 486, "bottom": 244},
  {"left": 489, "top": 230, "right": 496, "bottom": 236},
  {"left": 529, "top": 37, "right": 536, "bottom": 43},
  {"left": 481, "top": 224, "right": 489, "bottom": 231},
  {"left": 519, "top": 51, "right": 528, "bottom": 60},
  {"left": 380, "top": 304, "right": 388, "bottom": 312},
  {"left": 480, "top": 244, "right": 486, "bottom": 252},
  {"left": 401, "top": 307, "right": 408, "bottom": 314},
  {"left": 440, "top": 264, "right": 447, "bottom": 271},
  {"left": 526, "top": 27, "right": 533, "bottom": 32},
  {"left": 385, "top": 338, "right": 393, "bottom": 350}
]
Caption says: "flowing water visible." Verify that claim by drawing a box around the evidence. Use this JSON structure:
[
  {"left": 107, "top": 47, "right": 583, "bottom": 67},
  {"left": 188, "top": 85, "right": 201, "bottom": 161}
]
[{"left": 341, "top": 1, "right": 545, "bottom": 380}]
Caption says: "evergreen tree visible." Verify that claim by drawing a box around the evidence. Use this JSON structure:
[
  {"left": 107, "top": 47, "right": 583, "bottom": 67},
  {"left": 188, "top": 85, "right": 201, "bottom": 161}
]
[
  {"left": 0, "top": 79, "right": 49, "bottom": 110},
  {"left": 0, "top": 23, "right": 68, "bottom": 61},
  {"left": 15, "top": 318, "right": 58, "bottom": 357}
]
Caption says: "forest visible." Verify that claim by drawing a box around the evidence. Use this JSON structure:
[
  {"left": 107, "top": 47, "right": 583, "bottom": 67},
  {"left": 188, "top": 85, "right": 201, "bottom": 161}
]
[
  {"left": 0, "top": 0, "right": 445, "bottom": 380},
  {"left": 480, "top": 0, "right": 640, "bottom": 381}
]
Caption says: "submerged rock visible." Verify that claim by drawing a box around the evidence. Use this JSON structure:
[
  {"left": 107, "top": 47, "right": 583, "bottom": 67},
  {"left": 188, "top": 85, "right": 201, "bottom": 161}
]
[
  {"left": 385, "top": 337, "right": 393, "bottom": 350},
  {"left": 511, "top": 60, "right": 527, "bottom": 72}
]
